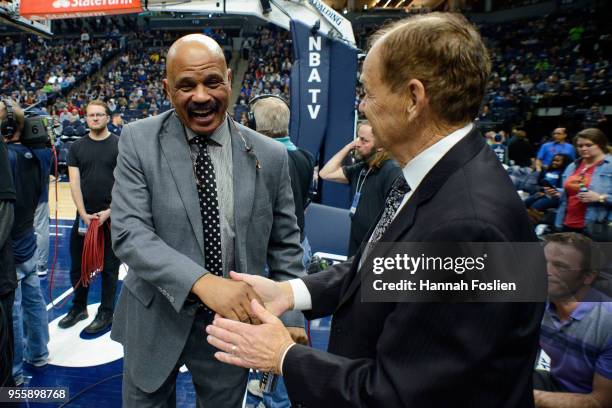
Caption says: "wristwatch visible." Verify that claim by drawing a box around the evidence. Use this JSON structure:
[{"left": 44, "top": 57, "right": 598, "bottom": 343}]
[{"left": 599, "top": 194, "right": 607, "bottom": 203}]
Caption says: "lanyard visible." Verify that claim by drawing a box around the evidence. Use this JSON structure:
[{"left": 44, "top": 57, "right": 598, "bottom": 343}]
[{"left": 355, "top": 167, "right": 372, "bottom": 194}]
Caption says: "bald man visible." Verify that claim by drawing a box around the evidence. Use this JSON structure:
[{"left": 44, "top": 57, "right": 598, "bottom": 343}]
[{"left": 110, "top": 34, "right": 306, "bottom": 407}]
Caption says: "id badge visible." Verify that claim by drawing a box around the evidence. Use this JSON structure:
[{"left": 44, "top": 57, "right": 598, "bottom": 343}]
[
  {"left": 349, "top": 192, "right": 361, "bottom": 218},
  {"left": 78, "top": 218, "right": 88, "bottom": 236}
]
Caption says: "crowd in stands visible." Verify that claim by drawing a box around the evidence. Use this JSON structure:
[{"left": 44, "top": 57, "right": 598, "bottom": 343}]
[
  {"left": 2, "top": 10, "right": 609, "bottom": 144},
  {"left": 1, "top": 22, "right": 238, "bottom": 134},
  {"left": 232, "top": 27, "right": 293, "bottom": 125},
  {"left": 354, "top": 10, "right": 610, "bottom": 135},
  {"left": 0, "top": 34, "right": 120, "bottom": 110},
  {"left": 478, "top": 10, "right": 610, "bottom": 131}
]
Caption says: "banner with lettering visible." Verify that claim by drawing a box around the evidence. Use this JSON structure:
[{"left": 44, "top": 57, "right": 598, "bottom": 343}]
[
  {"left": 20, "top": 0, "right": 142, "bottom": 20},
  {"left": 289, "top": 19, "right": 331, "bottom": 156},
  {"left": 289, "top": 19, "right": 357, "bottom": 207}
]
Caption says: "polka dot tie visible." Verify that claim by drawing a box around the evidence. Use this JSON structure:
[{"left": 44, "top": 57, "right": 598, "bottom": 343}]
[{"left": 189, "top": 137, "right": 223, "bottom": 313}]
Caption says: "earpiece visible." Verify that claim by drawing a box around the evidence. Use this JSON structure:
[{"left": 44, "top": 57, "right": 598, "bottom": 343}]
[
  {"left": 247, "top": 94, "right": 289, "bottom": 131},
  {"left": 0, "top": 99, "right": 17, "bottom": 138}
]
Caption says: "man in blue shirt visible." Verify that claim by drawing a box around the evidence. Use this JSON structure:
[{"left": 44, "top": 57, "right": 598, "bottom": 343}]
[
  {"left": 536, "top": 128, "right": 576, "bottom": 171},
  {"left": 1, "top": 99, "right": 49, "bottom": 386},
  {"left": 534, "top": 232, "right": 612, "bottom": 408},
  {"left": 107, "top": 112, "right": 123, "bottom": 136}
]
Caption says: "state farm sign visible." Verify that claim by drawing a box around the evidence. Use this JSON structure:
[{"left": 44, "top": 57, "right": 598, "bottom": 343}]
[{"left": 20, "top": 0, "right": 142, "bottom": 20}]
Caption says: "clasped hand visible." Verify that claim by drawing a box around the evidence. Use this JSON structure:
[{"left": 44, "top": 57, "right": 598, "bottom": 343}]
[
  {"left": 191, "top": 273, "right": 263, "bottom": 324},
  {"left": 205, "top": 272, "right": 305, "bottom": 374}
]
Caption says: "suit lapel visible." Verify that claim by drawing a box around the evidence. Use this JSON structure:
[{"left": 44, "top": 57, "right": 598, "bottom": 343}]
[
  {"left": 336, "top": 128, "right": 487, "bottom": 309},
  {"left": 230, "top": 120, "right": 257, "bottom": 273},
  {"left": 159, "top": 113, "right": 205, "bottom": 258}
]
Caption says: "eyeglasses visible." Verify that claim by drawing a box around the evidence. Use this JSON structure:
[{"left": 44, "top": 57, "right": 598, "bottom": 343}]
[{"left": 86, "top": 113, "right": 107, "bottom": 118}]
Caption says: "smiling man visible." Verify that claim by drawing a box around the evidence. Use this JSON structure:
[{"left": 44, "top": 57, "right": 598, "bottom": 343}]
[{"left": 110, "top": 34, "right": 306, "bottom": 407}]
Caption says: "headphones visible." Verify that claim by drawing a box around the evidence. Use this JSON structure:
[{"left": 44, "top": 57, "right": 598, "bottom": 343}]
[
  {"left": 0, "top": 99, "right": 17, "bottom": 138},
  {"left": 247, "top": 94, "right": 289, "bottom": 131}
]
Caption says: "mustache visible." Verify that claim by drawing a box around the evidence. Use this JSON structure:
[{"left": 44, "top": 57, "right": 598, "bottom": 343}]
[{"left": 187, "top": 101, "right": 219, "bottom": 113}]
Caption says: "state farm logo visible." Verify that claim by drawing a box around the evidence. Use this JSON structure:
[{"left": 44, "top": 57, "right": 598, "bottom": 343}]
[
  {"left": 49, "top": 0, "right": 136, "bottom": 8},
  {"left": 52, "top": 0, "right": 71, "bottom": 8}
]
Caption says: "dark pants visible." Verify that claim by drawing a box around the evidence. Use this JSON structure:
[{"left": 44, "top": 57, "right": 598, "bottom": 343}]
[
  {"left": 0, "top": 291, "right": 15, "bottom": 387},
  {"left": 69, "top": 217, "right": 120, "bottom": 313},
  {"left": 525, "top": 193, "right": 560, "bottom": 211},
  {"left": 122, "top": 311, "right": 249, "bottom": 407},
  {"left": 533, "top": 370, "right": 566, "bottom": 392},
  {"left": 559, "top": 225, "right": 585, "bottom": 234}
]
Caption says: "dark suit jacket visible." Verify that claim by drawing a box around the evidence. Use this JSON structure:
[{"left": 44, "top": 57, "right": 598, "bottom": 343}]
[{"left": 283, "top": 128, "right": 544, "bottom": 408}]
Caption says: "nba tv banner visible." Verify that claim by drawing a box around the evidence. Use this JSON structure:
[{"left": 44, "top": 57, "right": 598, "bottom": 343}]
[
  {"left": 20, "top": 0, "right": 142, "bottom": 20},
  {"left": 289, "top": 19, "right": 331, "bottom": 156},
  {"left": 290, "top": 19, "right": 358, "bottom": 207}
]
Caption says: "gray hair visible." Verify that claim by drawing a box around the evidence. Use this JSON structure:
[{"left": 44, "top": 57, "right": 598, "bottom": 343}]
[{"left": 251, "top": 97, "right": 290, "bottom": 138}]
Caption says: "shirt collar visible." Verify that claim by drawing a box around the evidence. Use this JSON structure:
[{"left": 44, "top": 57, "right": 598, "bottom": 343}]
[
  {"left": 402, "top": 123, "right": 473, "bottom": 192},
  {"left": 546, "top": 288, "right": 607, "bottom": 322},
  {"left": 184, "top": 114, "right": 230, "bottom": 147},
  {"left": 275, "top": 136, "right": 297, "bottom": 151}
]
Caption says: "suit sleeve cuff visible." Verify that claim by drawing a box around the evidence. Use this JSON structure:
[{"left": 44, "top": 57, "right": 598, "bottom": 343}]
[
  {"left": 279, "top": 342, "right": 298, "bottom": 376},
  {"left": 289, "top": 279, "right": 312, "bottom": 311}
]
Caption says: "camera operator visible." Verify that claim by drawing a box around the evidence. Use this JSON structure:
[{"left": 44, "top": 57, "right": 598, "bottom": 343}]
[
  {"left": 1, "top": 99, "right": 49, "bottom": 386},
  {"left": 0, "top": 135, "right": 16, "bottom": 387}
]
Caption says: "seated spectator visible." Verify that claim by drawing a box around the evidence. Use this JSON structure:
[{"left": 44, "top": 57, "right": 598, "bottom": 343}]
[
  {"left": 525, "top": 154, "right": 572, "bottom": 214},
  {"left": 536, "top": 128, "right": 577, "bottom": 172},
  {"left": 548, "top": 129, "right": 612, "bottom": 238},
  {"left": 534, "top": 232, "right": 612, "bottom": 408},
  {"left": 583, "top": 104, "right": 608, "bottom": 129}
]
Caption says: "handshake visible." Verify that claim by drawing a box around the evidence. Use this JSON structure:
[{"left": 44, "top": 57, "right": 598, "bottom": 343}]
[{"left": 193, "top": 272, "right": 308, "bottom": 373}]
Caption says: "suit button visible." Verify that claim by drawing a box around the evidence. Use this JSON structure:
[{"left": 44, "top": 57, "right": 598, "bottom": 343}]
[{"left": 334, "top": 326, "right": 342, "bottom": 334}]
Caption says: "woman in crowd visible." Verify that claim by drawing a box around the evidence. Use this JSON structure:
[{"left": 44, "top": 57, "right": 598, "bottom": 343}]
[
  {"left": 547, "top": 128, "right": 612, "bottom": 237},
  {"left": 525, "top": 153, "right": 572, "bottom": 212}
]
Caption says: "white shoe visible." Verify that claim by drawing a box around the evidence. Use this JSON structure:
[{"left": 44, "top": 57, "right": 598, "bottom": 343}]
[{"left": 37, "top": 268, "right": 48, "bottom": 277}]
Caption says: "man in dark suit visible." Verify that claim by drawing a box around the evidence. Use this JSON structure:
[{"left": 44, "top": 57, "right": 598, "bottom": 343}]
[{"left": 206, "top": 13, "right": 544, "bottom": 407}]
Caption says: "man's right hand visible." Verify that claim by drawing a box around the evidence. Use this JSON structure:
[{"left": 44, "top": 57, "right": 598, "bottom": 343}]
[
  {"left": 80, "top": 213, "right": 99, "bottom": 226},
  {"left": 229, "top": 271, "right": 293, "bottom": 317},
  {"left": 191, "top": 273, "right": 263, "bottom": 323}
]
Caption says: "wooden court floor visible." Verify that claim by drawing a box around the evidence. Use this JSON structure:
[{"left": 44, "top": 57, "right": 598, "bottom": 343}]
[{"left": 48, "top": 181, "right": 77, "bottom": 220}]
